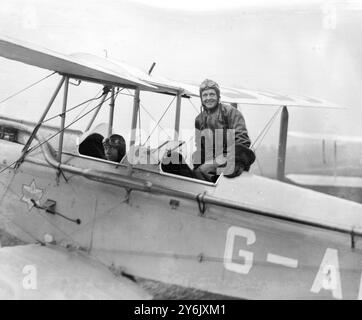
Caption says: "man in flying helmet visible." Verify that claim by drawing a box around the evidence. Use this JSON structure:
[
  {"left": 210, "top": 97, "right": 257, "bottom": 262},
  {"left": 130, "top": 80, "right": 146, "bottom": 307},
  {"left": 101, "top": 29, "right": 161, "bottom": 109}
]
[
  {"left": 102, "top": 134, "right": 126, "bottom": 163},
  {"left": 193, "top": 79, "right": 255, "bottom": 182}
]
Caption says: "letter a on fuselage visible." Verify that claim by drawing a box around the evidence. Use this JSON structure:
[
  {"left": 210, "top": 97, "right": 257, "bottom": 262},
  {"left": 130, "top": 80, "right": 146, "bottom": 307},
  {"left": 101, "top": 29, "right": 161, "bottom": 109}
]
[{"left": 311, "top": 248, "right": 342, "bottom": 299}]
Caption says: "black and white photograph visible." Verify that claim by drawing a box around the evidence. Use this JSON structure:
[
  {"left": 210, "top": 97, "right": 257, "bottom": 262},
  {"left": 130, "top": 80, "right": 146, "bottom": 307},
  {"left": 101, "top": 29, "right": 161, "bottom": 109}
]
[{"left": 0, "top": 0, "right": 361, "bottom": 302}]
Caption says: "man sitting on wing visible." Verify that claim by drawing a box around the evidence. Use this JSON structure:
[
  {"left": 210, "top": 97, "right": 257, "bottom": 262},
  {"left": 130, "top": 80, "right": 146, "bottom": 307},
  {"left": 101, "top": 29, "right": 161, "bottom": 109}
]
[
  {"left": 102, "top": 134, "right": 126, "bottom": 163},
  {"left": 193, "top": 79, "right": 255, "bottom": 182}
]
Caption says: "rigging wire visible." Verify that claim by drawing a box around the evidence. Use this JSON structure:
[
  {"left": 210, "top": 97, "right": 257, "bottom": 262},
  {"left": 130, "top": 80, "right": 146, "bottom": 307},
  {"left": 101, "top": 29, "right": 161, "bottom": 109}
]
[
  {"left": 42, "top": 86, "right": 126, "bottom": 127},
  {"left": 251, "top": 106, "right": 282, "bottom": 151},
  {"left": 69, "top": 88, "right": 103, "bottom": 124},
  {"left": 142, "top": 95, "right": 176, "bottom": 146},
  {"left": 125, "top": 89, "right": 171, "bottom": 140},
  {"left": 69, "top": 88, "right": 124, "bottom": 127},
  {"left": 140, "top": 103, "right": 171, "bottom": 140},
  {"left": 188, "top": 97, "right": 201, "bottom": 115},
  {"left": 42, "top": 91, "right": 106, "bottom": 124},
  {"left": 27, "top": 90, "right": 121, "bottom": 154},
  {"left": 0, "top": 90, "right": 108, "bottom": 174},
  {"left": 0, "top": 72, "right": 56, "bottom": 105},
  {"left": 0, "top": 89, "right": 121, "bottom": 176},
  {"left": 246, "top": 106, "right": 282, "bottom": 176},
  {"left": 0, "top": 161, "right": 18, "bottom": 175},
  {"left": 117, "top": 91, "right": 134, "bottom": 97}
]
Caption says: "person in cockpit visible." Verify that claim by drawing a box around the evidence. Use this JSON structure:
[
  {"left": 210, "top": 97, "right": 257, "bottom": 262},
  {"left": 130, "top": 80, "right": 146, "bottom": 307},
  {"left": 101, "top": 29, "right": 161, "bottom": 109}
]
[
  {"left": 102, "top": 134, "right": 126, "bottom": 163},
  {"left": 193, "top": 79, "right": 256, "bottom": 182}
]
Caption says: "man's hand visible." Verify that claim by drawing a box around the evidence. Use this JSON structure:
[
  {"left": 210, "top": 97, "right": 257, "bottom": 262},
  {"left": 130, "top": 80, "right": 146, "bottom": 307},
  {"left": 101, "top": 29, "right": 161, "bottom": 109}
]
[{"left": 224, "top": 163, "right": 244, "bottom": 178}]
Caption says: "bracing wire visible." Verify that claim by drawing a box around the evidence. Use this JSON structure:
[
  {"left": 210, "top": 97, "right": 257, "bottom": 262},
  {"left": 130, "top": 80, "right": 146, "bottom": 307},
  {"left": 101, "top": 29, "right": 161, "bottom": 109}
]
[
  {"left": 0, "top": 72, "right": 56, "bottom": 105},
  {"left": 125, "top": 88, "right": 171, "bottom": 140},
  {"left": 140, "top": 103, "right": 171, "bottom": 140},
  {"left": 188, "top": 97, "right": 201, "bottom": 115},
  {"left": 27, "top": 90, "right": 121, "bottom": 154},
  {"left": 251, "top": 106, "right": 282, "bottom": 151},
  {"left": 0, "top": 89, "right": 121, "bottom": 175},
  {"left": 42, "top": 91, "right": 106, "bottom": 124},
  {"left": 142, "top": 95, "right": 176, "bottom": 146},
  {"left": 69, "top": 88, "right": 103, "bottom": 124},
  {"left": 65, "top": 88, "right": 124, "bottom": 125}
]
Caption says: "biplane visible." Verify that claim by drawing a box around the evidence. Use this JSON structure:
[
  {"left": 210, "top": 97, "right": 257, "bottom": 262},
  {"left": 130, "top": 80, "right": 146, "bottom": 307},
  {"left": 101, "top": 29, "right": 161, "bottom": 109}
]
[
  {"left": 285, "top": 131, "right": 362, "bottom": 203},
  {"left": 0, "top": 35, "right": 361, "bottom": 299}
]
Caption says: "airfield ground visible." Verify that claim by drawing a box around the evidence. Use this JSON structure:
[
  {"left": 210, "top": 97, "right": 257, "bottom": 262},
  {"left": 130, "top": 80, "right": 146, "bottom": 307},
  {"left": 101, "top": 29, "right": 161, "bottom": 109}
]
[{"left": 0, "top": 229, "right": 231, "bottom": 299}]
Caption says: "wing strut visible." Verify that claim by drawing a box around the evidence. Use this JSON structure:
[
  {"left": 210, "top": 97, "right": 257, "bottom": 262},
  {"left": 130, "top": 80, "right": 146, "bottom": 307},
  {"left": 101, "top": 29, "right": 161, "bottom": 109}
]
[
  {"left": 84, "top": 86, "right": 110, "bottom": 132},
  {"left": 57, "top": 76, "right": 69, "bottom": 163},
  {"left": 127, "top": 87, "right": 140, "bottom": 174},
  {"left": 174, "top": 92, "right": 182, "bottom": 140},
  {"left": 277, "top": 106, "right": 289, "bottom": 181},
  {"left": 108, "top": 87, "right": 116, "bottom": 137},
  {"left": 15, "top": 76, "right": 66, "bottom": 169}
]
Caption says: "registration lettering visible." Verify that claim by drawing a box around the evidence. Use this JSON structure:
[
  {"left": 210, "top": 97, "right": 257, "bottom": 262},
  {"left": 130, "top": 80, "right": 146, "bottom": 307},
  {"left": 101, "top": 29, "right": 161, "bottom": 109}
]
[
  {"left": 311, "top": 248, "right": 342, "bottom": 299},
  {"left": 224, "top": 226, "right": 361, "bottom": 299},
  {"left": 223, "top": 226, "right": 255, "bottom": 274}
]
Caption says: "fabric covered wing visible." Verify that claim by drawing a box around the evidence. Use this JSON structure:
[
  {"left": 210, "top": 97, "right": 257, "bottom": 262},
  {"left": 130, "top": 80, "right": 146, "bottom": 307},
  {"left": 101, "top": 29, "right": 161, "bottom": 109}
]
[
  {"left": 0, "top": 244, "right": 151, "bottom": 299},
  {"left": 74, "top": 54, "right": 341, "bottom": 108},
  {"left": 177, "top": 82, "right": 342, "bottom": 109},
  {"left": 71, "top": 53, "right": 341, "bottom": 108},
  {"left": 0, "top": 36, "right": 153, "bottom": 89},
  {"left": 0, "top": 35, "right": 341, "bottom": 108}
]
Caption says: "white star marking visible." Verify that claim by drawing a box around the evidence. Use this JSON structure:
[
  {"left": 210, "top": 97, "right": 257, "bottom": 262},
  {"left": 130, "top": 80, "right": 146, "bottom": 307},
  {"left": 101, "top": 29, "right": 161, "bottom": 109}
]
[{"left": 21, "top": 180, "right": 44, "bottom": 211}]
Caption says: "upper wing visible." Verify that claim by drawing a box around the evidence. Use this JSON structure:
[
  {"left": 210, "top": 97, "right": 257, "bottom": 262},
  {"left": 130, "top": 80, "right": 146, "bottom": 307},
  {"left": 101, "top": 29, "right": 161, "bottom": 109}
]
[
  {"left": 73, "top": 54, "right": 341, "bottom": 109},
  {"left": 72, "top": 53, "right": 184, "bottom": 94},
  {"left": 0, "top": 35, "right": 341, "bottom": 108},
  {"left": 173, "top": 81, "right": 342, "bottom": 109},
  {"left": 0, "top": 35, "right": 154, "bottom": 89},
  {"left": 0, "top": 244, "right": 151, "bottom": 299}
]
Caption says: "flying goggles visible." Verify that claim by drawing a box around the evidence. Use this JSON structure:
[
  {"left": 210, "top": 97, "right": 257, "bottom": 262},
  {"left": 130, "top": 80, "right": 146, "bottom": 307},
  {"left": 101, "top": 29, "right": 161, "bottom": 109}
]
[{"left": 102, "top": 134, "right": 125, "bottom": 148}]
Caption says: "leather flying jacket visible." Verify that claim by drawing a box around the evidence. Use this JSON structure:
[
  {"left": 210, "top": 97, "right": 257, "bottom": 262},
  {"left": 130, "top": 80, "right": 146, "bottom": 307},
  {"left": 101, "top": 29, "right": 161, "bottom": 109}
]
[{"left": 194, "top": 103, "right": 256, "bottom": 171}]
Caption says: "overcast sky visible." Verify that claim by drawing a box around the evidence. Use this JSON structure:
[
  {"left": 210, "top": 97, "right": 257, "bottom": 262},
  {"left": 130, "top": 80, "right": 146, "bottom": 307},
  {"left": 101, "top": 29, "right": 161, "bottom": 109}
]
[{"left": 0, "top": 0, "right": 361, "bottom": 149}]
